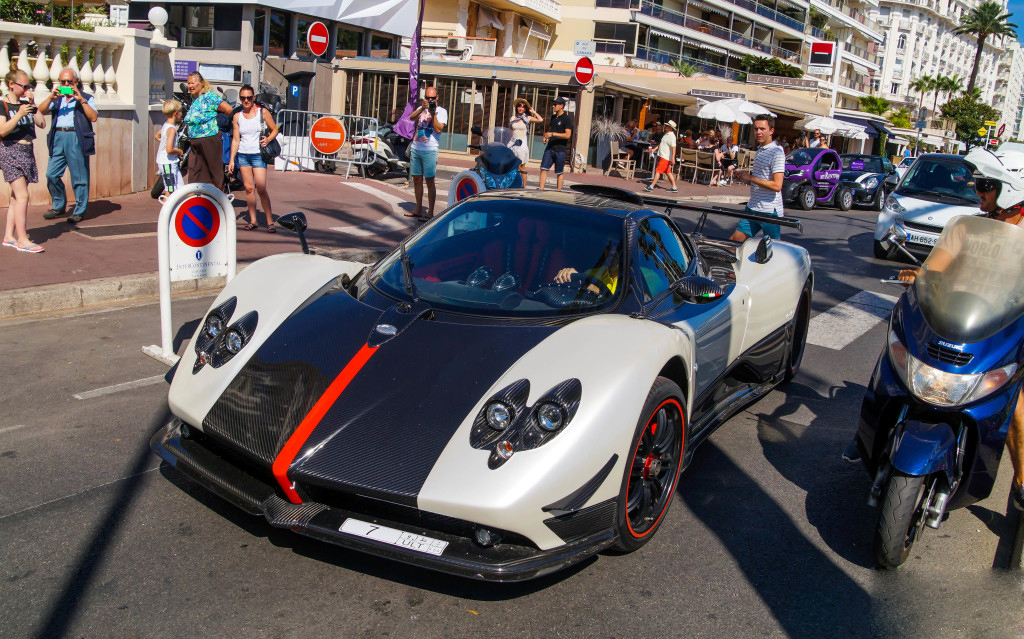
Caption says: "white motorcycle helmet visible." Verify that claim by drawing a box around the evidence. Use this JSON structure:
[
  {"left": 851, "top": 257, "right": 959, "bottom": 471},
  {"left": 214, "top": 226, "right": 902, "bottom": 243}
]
[{"left": 963, "top": 147, "right": 1024, "bottom": 210}]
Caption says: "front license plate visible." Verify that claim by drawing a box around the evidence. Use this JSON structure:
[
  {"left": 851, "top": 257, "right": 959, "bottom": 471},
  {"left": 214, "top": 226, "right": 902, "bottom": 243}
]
[
  {"left": 339, "top": 518, "right": 449, "bottom": 556},
  {"left": 906, "top": 232, "right": 937, "bottom": 246}
]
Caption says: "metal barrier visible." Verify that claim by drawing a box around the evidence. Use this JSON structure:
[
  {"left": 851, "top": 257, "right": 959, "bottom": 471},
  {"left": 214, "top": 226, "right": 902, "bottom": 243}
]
[{"left": 274, "top": 110, "right": 379, "bottom": 178}]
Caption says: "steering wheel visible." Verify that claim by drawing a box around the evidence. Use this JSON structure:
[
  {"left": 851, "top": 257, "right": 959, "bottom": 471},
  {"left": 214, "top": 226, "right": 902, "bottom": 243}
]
[
  {"left": 569, "top": 271, "right": 613, "bottom": 297},
  {"left": 531, "top": 272, "right": 611, "bottom": 309}
]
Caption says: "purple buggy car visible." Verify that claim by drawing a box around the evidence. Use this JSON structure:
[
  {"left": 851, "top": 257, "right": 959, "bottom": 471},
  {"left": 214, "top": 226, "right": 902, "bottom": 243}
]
[{"left": 781, "top": 148, "right": 852, "bottom": 211}]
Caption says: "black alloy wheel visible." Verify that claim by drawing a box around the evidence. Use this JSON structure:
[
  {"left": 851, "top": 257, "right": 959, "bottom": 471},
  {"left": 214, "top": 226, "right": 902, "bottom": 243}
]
[
  {"left": 613, "top": 377, "right": 685, "bottom": 552},
  {"left": 784, "top": 284, "right": 812, "bottom": 381}
]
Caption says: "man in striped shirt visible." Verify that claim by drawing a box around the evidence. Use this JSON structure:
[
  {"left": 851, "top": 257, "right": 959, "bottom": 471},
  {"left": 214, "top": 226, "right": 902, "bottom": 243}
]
[{"left": 730, "top": 114, "right": 785, "bottom": 242}]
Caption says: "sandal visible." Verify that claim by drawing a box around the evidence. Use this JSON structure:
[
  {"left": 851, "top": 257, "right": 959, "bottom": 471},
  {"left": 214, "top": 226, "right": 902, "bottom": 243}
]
[
  {"left": 241, "top": 222, "right": 258, "bottom": 231},
  {"left": 15, "top": 243, "right": 44, "bottom": 253},
  {"left": 403, "top": 211, "right": 421, "bottom": 218},
  {"left": 266, "top": 224, "right": 276, "bottom": 233},
  {"left": 2, "top": 239, "right": 16, "bottom": 248}
]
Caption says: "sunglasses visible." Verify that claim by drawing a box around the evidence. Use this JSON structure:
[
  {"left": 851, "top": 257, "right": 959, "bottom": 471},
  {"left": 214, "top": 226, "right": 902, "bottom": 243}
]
[
  {"left": 12, "top": 82, "right": 31, "bottom": 90},
  {"left": 59, "top": 79, "right": 75, "bottom": 85},
  {"left": 240, "top": 95, "right": 254, "bottom": 101},
  {"left": 975, "top": 178, "right": 1000, "bottom": 193}
]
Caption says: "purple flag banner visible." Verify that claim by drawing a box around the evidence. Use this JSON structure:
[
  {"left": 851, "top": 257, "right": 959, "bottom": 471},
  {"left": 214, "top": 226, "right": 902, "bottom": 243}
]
[{"left": 393, "top": 0, "right": 425, "bottom": 140}]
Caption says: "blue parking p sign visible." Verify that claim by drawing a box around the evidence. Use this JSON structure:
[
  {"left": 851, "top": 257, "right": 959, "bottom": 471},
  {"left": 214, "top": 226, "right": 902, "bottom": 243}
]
[{"left": 290, "top": 84, "right": 299, "bottom": 98}]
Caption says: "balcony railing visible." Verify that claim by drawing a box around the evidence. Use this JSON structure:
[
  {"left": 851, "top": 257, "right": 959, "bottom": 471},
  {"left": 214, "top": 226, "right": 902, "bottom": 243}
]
[
  {"left": 718, "top": 0, "right": 806, "bottom": 32},
  {"left": 808, "top": 25, "right": 827, "bottom": 39},
  {"left": 812, "top": 0, "right": 881, "bottom": 34},
  {"left": 839, "top": 75, "right": 870, "bottom": 93},
  {"left": 634, "top": 45, "right": 742, "bottom": 79},
  {"left": 845, "top": 42, "right": 879, "bottom": 65},
  {"left": 596, "top": 0, "right": 632, "bottom": 7},
  {"left": 595, "top": 38, "right": 627, "bottom": 54},
  {"left": 513, "top": 0, "right": 562, "bottom": 22},
  {"left": 637, "top": 1, "right": 800, "bottom": 62}
]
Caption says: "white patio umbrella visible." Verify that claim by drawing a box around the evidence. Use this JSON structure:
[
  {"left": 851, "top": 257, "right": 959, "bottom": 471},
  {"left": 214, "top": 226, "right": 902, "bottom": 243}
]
[
  {"left": 695, "top": 100, "right": 752, "bottom": 124},
  {"left": 718, "top": 98, "right": 775, "bottom": 117},
  {"left": 794, "top": 115, "right": 844, "bottom": 135}
]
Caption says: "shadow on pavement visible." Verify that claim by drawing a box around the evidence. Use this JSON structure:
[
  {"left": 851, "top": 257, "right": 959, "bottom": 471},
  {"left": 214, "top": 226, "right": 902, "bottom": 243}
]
[{"left": 32, "top": 407, "right": 172, "bottom": 639}]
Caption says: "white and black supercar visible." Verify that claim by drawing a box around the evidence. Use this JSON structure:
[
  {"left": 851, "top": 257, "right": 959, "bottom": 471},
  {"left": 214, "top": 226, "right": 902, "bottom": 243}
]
[{"left": 151, "top": 186, "right": 812, "bottom": 582}]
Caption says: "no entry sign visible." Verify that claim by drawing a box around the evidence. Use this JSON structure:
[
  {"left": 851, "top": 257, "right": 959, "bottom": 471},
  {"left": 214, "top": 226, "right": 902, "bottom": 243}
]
[
  {"left": 310, "top": 116, "right": 346, "bottom": 155},
  {"left": 307, "top": 21, "right": 329, "bottom": 57},
  {"left": 574, "top": 57, "right": 594, "bottom": 85}
]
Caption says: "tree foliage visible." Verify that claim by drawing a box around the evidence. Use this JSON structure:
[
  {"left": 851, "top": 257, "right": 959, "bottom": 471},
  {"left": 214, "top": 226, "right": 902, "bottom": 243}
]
[
  {"left": 859, "top": 96, "right": 890, "bottom": 116},
  {"left": 0, "top": 0, "right": 97, "bottom": 31},
  {"left": 737, "top": 55, "right": 803, "bottom": 82},
  {"left": 890, "top": 108, "right": 912, "bottom": 128},
  {"left": 955, "top": 1, "right": 1018, "bottom": 93},
  {"left": 674, "top": 60, "right": 699, "bottom": 77},
  {"left": 940, "top": 94, "right": 1001, "bottom": 144}
]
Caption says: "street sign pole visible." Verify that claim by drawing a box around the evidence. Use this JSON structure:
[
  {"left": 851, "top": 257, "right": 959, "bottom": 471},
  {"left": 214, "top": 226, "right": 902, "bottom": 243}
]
[{"left": 829, "top": 41, "right": 843, "bottom": 117}]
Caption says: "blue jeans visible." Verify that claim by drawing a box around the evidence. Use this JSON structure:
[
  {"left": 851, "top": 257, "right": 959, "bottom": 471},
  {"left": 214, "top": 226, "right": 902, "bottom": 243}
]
[
  {"left": 540, "top": 148, "right": 566, "bottom": 175},
  {"left": 47, "top": 131, "right": 90, "bottom": 216},
  {"left": 736, "top": 206, "right": 782, "bottom": 239},
  {"left": 235, "top": 152, "right": 266, "bottom": 169},
  {"left": 409, "top": 147, "right": 438, "bottom": 178}
]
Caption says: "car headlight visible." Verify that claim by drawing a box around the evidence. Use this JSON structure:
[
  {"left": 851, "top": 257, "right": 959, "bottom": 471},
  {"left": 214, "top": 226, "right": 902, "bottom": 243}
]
[
  {"left": 884, "top": 195, "right": 906, "bottom": 217},
  {"left": 485, "top": 402, "right": 512, "bottom": 430},
  {"left": 864, "top": 177, "right": 879, "bottom": 190},
  {"left": 536, "top": 402, "right": 565, "bottom": 431},
  {"left": 888, "top": 328, "right": 1016, "bottom": 406},
  {"left": 205, "top": 314, "right": 224, "bottom": 338},
  {"left": 224, "top": 330, "right": 244, "bottom": 354}
]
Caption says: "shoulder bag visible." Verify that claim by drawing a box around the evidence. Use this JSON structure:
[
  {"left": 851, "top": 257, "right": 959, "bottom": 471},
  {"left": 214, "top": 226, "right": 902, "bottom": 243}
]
[{"left": 259, "top": 108, "right": 281, "bottom": 163}]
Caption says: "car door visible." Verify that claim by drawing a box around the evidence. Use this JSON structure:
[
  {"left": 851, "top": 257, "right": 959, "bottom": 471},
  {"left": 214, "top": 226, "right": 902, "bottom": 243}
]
[
  {"left": 634, "top": 217, "right": 749, "bottom": 401},
  {"left": 812, "top": 152, "right": 838, "bottom": 200}
]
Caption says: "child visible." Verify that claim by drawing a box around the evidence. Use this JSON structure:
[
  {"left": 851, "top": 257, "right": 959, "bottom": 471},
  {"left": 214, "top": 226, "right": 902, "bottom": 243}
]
[{"left": 156, "top": 100, "right": 184, "bottom": 194}]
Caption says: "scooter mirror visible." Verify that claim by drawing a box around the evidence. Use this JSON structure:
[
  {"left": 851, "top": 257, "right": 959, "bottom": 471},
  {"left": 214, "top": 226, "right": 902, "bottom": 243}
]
[
  {"left": 512, "top": 139, "right": 523, "bottom": 147},
  {"left": 880, "top": 224, "right": 908, "bottom": 251},
  {"left": 471, "top": 126, "right": 483, "bottom": 136}
]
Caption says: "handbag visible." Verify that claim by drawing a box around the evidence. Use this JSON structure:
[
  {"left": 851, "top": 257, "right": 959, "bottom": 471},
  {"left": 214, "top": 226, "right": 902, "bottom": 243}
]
[{"left": 259, "top": 108, "right": 281, "bottom": 163}]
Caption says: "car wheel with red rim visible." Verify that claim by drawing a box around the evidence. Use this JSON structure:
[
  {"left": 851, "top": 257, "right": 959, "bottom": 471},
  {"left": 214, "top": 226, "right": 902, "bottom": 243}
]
[{"left": 613, "top": 376, "right": 685, "bottom": 553}]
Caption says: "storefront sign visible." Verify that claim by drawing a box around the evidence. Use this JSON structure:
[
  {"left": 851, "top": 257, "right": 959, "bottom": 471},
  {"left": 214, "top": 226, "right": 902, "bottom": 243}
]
[
  {"left": 747, "top": 74, "right": 819, "bottom": 90},
  {"left": 688, "top": 89, "right": 745, "bottom": 99},
  {"left": 173, "top": 60, "right": 198, "bottom": 80},
  {"left": 806, "top": 66, "right": 833, "bottom": 76}
]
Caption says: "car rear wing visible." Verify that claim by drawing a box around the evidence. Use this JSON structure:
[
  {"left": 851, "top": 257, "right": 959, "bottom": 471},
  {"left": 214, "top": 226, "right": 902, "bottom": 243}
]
[{"left": 569, "top": 184, "right": 803, "bottom": 235}]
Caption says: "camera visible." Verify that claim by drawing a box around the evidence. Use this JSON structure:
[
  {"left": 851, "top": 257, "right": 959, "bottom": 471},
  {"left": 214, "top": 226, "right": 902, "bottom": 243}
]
[
  {"left": 58, "top": 86, "right": 75, "bottom": 96},
  {"left": 428, "top": 99, "right": 436, "bottom": 112}
]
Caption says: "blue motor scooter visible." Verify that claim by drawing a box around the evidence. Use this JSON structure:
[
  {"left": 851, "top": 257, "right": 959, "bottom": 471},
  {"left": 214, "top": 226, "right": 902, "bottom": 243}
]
[
  {"left": 854, "top": 215, "right": 1024, "bottom": 568},
  {"left": 447, "top": 125, "right": 524, "bottom": 207}
]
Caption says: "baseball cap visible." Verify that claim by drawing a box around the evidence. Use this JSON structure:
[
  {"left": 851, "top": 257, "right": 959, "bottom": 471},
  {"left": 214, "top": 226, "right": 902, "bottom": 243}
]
[{"left": 552, "top": 96, "right": 567, "bottom": 105}]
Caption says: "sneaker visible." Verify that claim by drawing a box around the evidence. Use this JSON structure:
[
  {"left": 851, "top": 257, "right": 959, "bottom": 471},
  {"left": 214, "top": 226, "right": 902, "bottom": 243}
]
[
  {"left": 1013, "top": 483, "right": 1024, "bottom": 512},
  {"left": 643, "top": 185, "right": 654, "bottom": 192},
  {"left": 668, "top": 186, "right": 678, "bottom": 193},
  {"left": 842, "top": 439, "right": 862, "bottom": 463},
  {"left": 68, "top": 214, "right": 83, "bottom": 224},
  {"left": 43, "top": 208, "right": 65, "bottom": 220}
]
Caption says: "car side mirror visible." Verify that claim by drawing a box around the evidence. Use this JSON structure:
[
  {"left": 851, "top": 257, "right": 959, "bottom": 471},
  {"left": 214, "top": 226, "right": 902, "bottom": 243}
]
[
  {"left": 884, "top": 175, "right": 899, "bottom": 189},
  {"left": 671, "top": 276, "right": 726, "bottom": 304},
  {"left": 471, "top": 126, "right": 483, "bottom": 136},
  {"left": 277, "top": 212, "right": 312, "bottom": 255}
]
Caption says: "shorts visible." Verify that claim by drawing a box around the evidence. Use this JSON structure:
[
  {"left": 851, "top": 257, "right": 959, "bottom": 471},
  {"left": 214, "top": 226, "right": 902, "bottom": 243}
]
[
  {"left": 656, "top": 157, "right": 672, "bottom": 174},
  {"left": 409, "top": 147, "right": 438, "bottom": 178},
  {"left": 540, "top": 148, "right": 566, "bottom": 175},
  {"left": 0, "top": 142, "right": 38, "bottom": 184},
  {"left": 235, "top": 152, "right": 266, "bottom": 169},
  {"left": 736, "top": 206, "right": 782, "bottom": 240},
  {"left": 158, "top": 162, "right": 183, "bottom": 193},
  {"left": 721, "top": 159, "right": 737, "bottom": 170}
]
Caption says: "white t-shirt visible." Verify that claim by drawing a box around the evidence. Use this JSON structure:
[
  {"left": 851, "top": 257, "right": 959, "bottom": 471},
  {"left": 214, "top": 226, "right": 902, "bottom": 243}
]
[
  {"left": 809, "top": 139, "right": 821, "bottom": 148},
  {"left": 156, "top": 122, "right": 178, "bottom": 166},
  {"left": 657, "top": 130, "right": 677, "bottom": 160},
  {"left": 411, "top": 105, "right": 448, "bottom": 152},
  {"left": 747, "top": 140, "right": 786, "bottom": 215}
]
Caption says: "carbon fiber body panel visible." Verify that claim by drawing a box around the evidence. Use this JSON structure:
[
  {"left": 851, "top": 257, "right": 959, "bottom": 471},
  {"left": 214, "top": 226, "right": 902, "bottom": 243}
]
[
  {"left": 291, "top": 319, "right": 555, "bottom": 502},
  {"left": 543, "top": 499, "right": 617, "bottom": 542}
]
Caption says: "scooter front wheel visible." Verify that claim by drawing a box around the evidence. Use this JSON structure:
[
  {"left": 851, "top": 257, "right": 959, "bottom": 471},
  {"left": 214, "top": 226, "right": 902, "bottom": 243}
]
[{"left": 873, "top": 471, "right": 929, "bottom": 568}]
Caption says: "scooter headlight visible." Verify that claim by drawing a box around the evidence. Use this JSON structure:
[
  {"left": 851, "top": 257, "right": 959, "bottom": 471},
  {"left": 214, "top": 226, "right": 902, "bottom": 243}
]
[{"left": 888, "top": 328, "right": 1017, "bottom": 406}]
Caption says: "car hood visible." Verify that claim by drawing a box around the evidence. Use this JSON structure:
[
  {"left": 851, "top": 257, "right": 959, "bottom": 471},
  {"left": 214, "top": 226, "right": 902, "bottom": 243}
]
[
  {"left": 892, "top": 192, "right": 981, "bottom": 225},
  {"left": 196, "top": 289, "right": 559, "bottom": 505},
  {"left": 840, "top": 171, "right": 882, "bottom": 183}
]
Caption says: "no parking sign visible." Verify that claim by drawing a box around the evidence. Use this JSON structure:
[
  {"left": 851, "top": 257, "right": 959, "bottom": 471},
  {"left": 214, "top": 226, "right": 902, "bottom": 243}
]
[{"left": 145, "top": 183, "right": 237, "bottom": 365}]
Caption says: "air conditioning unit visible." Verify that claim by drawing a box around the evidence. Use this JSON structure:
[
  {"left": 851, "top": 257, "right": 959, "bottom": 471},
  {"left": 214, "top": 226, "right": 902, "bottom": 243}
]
[{"left": 447, "top": 37, "right": 466, "bottom": 53}]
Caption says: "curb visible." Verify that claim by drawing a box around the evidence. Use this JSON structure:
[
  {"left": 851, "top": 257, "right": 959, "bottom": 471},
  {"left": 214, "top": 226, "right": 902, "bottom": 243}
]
[{"left": 0, "top": 247, "right": 389, "bottom": 321}]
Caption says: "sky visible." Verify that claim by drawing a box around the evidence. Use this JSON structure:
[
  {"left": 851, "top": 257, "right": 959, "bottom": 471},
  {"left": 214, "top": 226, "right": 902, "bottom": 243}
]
[{"left": 1011, "top": 0, "right": 1024, "bottom": 42}]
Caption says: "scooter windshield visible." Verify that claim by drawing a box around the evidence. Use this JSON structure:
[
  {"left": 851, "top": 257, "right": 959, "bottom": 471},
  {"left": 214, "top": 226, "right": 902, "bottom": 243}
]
[
  {"left": 478, "top": 127, "right": 520, "bottom": 175},
  {"left": 915, "top": 215, "right": 1024, "bottom": 342}
]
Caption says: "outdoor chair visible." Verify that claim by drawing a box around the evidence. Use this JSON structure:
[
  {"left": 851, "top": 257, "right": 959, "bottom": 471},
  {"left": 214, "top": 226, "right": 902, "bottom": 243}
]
[
  {"left": 608, "top": 140, "right": 635, "bottom": 180},
  {"left": 695, "top": 150, "right": 721, "bottom": 185},
  {"left": 677, "top": 148, "right": 699, "bottom": 183}
]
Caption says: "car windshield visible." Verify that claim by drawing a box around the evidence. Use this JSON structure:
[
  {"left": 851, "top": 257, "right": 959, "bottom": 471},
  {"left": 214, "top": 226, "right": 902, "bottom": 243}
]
[
  {"left": 896, "top": 158, "right": 979, "bottom": 204},
  {"left": 786, "top": 148, "right": 819, "bottom": 166},
  {"left": 916, "top": 216, "right": 1024, "bottom": 341},
  {"left": 841, "top": 155, "right": 882, "bottom": 172},
  {"left": 368, "top": 199, "right": 625, "bottom": 317}
]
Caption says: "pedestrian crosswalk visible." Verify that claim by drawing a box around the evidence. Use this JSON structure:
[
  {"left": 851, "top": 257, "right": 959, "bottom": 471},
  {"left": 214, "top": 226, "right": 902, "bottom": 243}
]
[{"left": 806, "top": 290, "right": 898, "bottom": 351}]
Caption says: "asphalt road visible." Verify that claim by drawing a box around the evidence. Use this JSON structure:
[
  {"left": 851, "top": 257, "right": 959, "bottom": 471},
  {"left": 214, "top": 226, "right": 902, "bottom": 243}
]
[{"left": 1, "top": 205, "right": 1023, "bottom": 639}]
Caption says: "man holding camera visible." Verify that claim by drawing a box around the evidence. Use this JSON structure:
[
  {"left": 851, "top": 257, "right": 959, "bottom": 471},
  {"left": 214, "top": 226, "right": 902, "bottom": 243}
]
[
  {"left": 406, "top": 86, "right": 447, "bottom": 220},
  {"left": 39, "top": 68, "right": 97, "bottom": 224}
]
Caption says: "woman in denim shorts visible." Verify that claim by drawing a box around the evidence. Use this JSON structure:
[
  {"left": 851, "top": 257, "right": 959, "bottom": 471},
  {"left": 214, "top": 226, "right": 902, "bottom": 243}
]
[{"left": 228, "top": 84, "right": 279, "bottom": 232}]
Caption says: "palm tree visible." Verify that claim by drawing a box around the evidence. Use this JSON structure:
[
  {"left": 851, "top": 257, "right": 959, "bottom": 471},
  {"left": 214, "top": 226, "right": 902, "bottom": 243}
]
[
  {"left": 909, "top": 75, "right": 934, "bottom": 119},
  {"left": 859, "top": 95, "right": 891, "bottom": 116},
  {"left": 930, "top": 75, "right": 946, "bottom": 116},
  {"left": 954, "top": 1, "right": 1018, "bottom": 94},
  {"left": 940, "top": 74, "right": 964, "bottom": 103}
]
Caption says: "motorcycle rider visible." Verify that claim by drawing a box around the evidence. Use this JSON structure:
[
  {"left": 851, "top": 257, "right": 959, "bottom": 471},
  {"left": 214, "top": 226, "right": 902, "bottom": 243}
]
[{"left": 844, "top": 148, "right": 1024, "bottom": 511}]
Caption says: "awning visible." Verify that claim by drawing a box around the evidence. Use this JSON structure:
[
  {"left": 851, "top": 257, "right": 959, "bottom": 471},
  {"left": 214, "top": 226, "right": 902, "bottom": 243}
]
[
  {"left": 194, "top": 0, "right": 421, "bottom": 38},
  {"left": 873, "top": 122, "right": 895, "bottom": 137},
  {"left": 695, "top": 41, "right": 728, "bottom": 55},
  {"left": 519, "top": 18, "right": 551, "bottom": 41},
  {"left": 890, "top": 136, "right": 910, "bottom": 145},
  {"left": 651, "top": 28, "right": 682, "bottom": 42},
  {"left": 848, "top": 60, "right": 872, "bottom": 75},
  {"left": 603, "top": 79, "right": 700, "bottom": 106},
  {"left": 835, "top": 115, "right": 878, "bottom": 138},
  {"left": 689, "top": 0, "right": 729, "bottom": 17},
  {"left": 478, "top": 6, "right": 504, "bottom": 30}
]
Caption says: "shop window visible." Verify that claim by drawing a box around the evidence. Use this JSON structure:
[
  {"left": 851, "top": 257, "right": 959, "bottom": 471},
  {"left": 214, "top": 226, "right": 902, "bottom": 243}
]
[
  {"left": 253, "top": 10, "right": 266, "bottom": 53},
  {"left": 371, "top": 34, "right": 394, "bottom": 58},
  {"left": 337, "top": 27, "right": 362, "bottom": 58},
  {"left": 593, "top": 22, "right": 638, "bottom": 55},
  {"left": 269, "top": 10, "right": 289, "bottom": 56}
]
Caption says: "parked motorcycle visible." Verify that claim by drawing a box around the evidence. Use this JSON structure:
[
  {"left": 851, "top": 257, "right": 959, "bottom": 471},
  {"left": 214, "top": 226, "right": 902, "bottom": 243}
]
[
  {"left": 447, "top": 126, "right": 524, "bottom": 207},
  {"left": 351, "top": 122, "right": 409, "bottom": 178},
  {"left": 854, "top": 216, "right": 1024, "bottom": 568}
]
